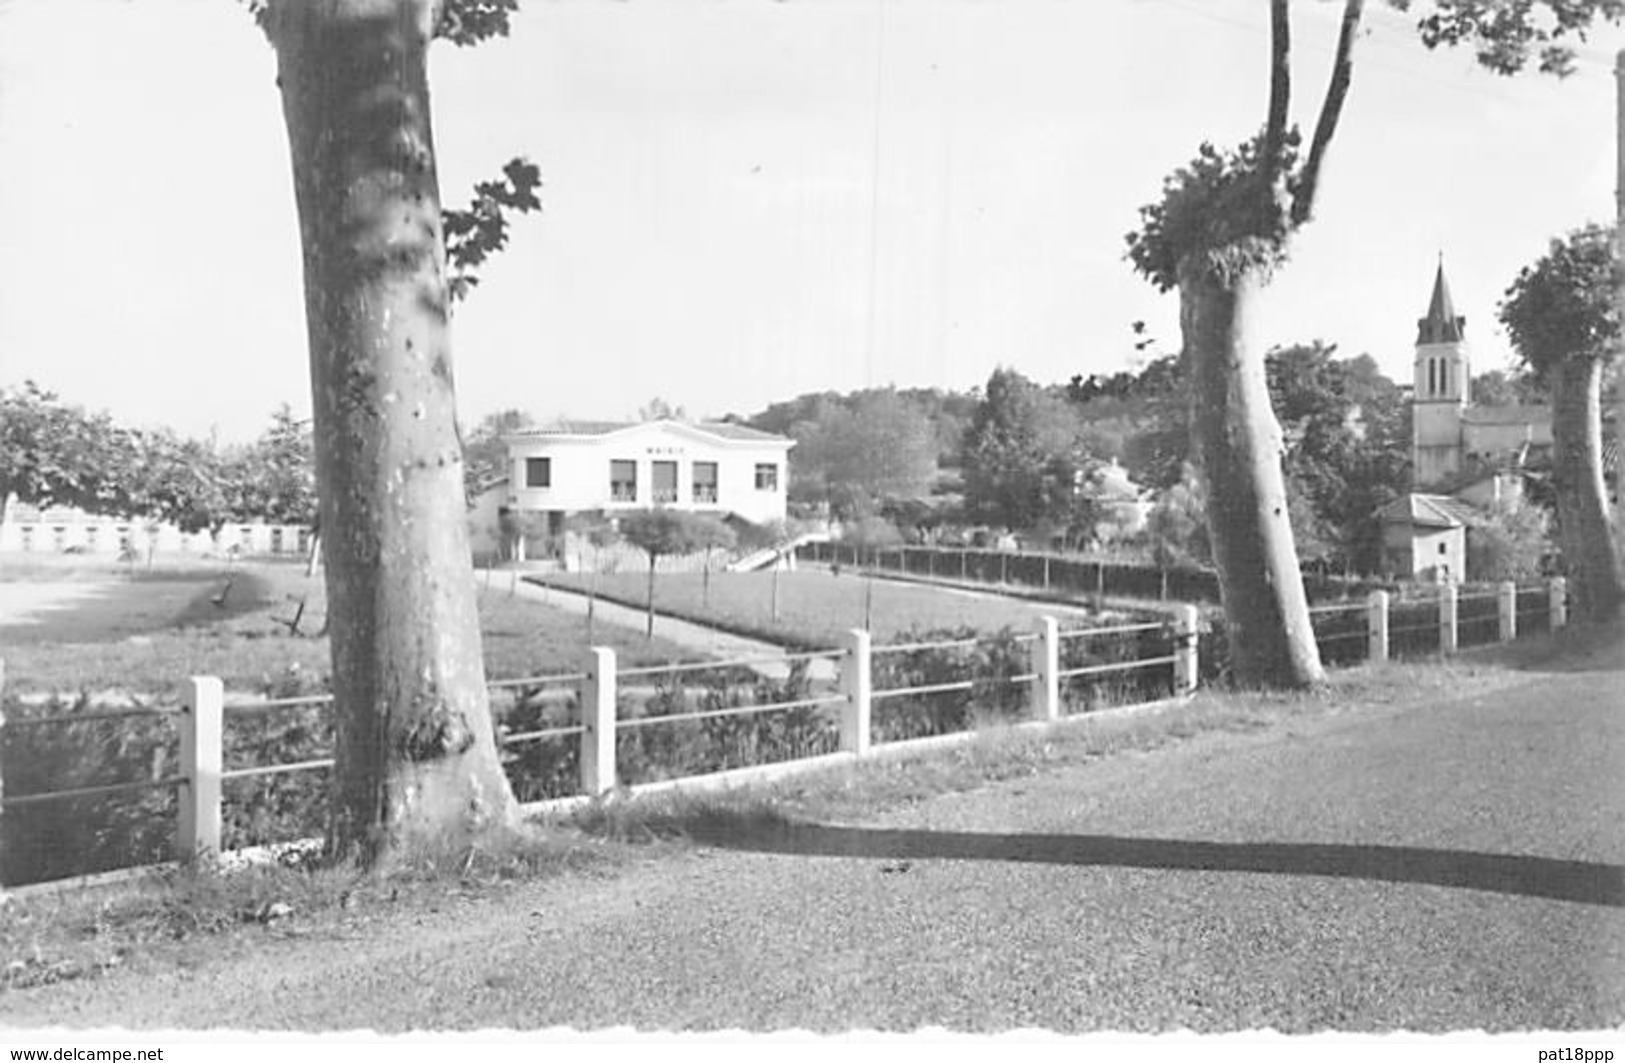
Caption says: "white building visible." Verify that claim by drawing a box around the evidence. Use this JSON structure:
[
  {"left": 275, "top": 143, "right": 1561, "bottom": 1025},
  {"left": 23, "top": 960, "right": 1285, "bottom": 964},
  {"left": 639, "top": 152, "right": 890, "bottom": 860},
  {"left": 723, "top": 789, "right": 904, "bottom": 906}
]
[{"left": 491, "top": 419, "right": 794, "bottom": 547}]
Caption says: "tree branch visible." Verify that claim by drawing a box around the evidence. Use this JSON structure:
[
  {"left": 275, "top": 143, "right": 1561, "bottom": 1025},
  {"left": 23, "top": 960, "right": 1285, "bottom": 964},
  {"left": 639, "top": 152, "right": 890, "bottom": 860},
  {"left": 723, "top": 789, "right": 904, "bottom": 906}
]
[
  {"left": 1262, "top": 0, "right": 1292, "bottom": 190},
  {"left": 1291, "top": 0, "right": 1364, "bottom": 227}
]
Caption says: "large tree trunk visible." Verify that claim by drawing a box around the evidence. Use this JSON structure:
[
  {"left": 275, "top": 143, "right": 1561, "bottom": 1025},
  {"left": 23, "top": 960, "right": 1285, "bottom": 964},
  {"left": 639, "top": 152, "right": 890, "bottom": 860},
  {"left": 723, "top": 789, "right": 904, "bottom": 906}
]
[
  {"left": 1178, "top": 261, "right": 1325, "bottom": 688},
  {"left": 269, "top": 0, "right": 518, "bottom": 867},
  {"left": 1549, "top": 357, "right": 1623, "bottom": 621}
]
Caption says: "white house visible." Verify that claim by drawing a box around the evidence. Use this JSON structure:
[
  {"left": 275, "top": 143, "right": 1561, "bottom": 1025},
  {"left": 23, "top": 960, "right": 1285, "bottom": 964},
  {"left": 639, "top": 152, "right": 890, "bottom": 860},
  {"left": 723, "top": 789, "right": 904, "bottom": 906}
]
[{"left": 494, "top": 418, "right": 793, "bottom": 542}]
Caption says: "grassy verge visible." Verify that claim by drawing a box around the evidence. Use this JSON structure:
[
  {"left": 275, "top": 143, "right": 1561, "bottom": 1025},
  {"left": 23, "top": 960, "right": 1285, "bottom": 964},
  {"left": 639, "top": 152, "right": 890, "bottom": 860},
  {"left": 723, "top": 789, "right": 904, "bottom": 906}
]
[
  {"left": 6, "top": 620, "right": 1611, "bottom": 992},
  {"left": 0, "top": 559, "right": 705, "bottom": 697}
]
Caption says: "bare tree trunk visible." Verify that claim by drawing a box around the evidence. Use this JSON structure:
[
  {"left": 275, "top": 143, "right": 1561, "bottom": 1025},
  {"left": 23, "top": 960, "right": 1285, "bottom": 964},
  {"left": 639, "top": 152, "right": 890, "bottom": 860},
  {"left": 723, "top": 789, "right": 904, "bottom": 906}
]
[
  {"left": 269, "top": 0, "right": 518, "bottom": 867},
  {"left": 645, "top": 557, "right": 657, "bottom": 639},
  {"left": 1550, "top": 357, "right": 1623, "bottom": 621},
  {"left": 1179, "top": 262, "right": 1325, "bottom": 688}
]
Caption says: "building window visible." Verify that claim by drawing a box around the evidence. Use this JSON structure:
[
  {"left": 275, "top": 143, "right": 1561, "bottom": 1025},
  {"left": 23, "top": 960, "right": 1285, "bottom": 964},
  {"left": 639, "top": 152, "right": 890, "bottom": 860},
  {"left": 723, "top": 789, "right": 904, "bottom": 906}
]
[
  {"left": 652, "top": 460, "right": 678, "bottom": 504},
  {"left": 1427, "top": 359, "right": 1437, "bottom": 397},
  {"left": 610, "top": 460, "right": 638, "bottom": 503},
  {"left": 1438, "top": 542, "right": 1448, "bottom": 555},
  {"left": 692, "top": 461, "right": 718, "bottom": 504},
  {"left": 754, "top": 463, "right": 779, "bottom": 491},
  {"left": 525, "top": 457, "right": 551, "bottom": 488}
]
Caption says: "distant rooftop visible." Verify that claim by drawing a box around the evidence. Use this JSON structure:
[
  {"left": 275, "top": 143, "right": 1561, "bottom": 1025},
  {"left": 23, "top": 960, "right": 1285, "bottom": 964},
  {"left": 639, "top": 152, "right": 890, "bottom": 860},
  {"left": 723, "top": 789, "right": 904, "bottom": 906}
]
[{"left": 510, "top": 418, "right": 790, "bottom": 443}]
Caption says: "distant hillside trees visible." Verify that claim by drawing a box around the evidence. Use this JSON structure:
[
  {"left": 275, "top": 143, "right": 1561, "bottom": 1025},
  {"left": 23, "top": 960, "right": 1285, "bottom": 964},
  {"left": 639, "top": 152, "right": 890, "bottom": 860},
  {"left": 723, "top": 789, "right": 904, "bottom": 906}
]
[
  {"left": 750, "top": 388, "right": 949, "bottom": 519},
  {"left": 962, "top": 368, "right": 1091, "bottom": 532}
]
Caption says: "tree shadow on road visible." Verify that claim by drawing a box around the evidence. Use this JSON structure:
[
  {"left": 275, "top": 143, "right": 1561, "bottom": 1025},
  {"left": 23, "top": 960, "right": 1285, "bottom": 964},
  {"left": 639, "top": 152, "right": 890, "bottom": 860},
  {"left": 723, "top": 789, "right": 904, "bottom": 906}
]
[{"left": 681, "top": 812, "right": 1625, "bottom": 909}]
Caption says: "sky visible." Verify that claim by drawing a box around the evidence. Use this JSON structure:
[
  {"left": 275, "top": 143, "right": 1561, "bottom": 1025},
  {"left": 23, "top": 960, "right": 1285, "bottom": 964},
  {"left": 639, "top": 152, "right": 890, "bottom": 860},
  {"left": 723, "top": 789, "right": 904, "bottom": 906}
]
[{"left": 0, "top": 0, "right": 1620, "bottom": 443}]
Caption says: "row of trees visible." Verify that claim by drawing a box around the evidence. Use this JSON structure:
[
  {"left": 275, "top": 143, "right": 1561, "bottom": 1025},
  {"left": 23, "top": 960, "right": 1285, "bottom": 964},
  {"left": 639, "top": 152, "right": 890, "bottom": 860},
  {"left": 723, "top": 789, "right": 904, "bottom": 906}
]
[
  {"left": 0, "top": 385, "right": 317, "bottom": 535},
  {"left": 65, "top": 0, "right": 1607, "bottom": 870}
]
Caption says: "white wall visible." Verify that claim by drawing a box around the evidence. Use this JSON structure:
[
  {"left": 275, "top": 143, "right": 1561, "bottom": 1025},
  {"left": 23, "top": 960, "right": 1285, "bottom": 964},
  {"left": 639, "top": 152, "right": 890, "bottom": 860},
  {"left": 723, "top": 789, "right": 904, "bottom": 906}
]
[{"left": 506, "top": 422, "right": 790, "bottom": 525}]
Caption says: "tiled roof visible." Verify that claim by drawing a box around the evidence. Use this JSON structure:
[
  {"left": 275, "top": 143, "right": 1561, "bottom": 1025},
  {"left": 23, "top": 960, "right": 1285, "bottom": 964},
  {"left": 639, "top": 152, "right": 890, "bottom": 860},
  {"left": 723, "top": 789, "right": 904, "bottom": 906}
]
[
  {"left": 1378, "top": 492, "right": 1480, "bottom": 529},
  {"left": 509, "top": 419, "right": 790, "bottom": 444}
]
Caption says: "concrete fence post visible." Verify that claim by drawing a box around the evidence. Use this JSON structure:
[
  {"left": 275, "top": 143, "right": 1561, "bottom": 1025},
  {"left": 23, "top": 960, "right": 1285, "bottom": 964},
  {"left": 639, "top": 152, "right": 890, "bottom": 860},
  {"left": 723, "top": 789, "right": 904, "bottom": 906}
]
[
  {"left": 1439, "top": 583, "right": 1459, "bottom": 655},
  {"left": 178, "top": 676, "right": 223, "bottom": 862},
  {"left": 1550, "top": 576, "right": 1568, "bottom": 631},
  {"left": 1498, "top": 580, "right": 1518, "bottom": 642},
  {"left": 840, "top": 628, "right": 872, "bottom": 756},
  {"left": 582, "top": 647, "right": 618, "bottom": 795},
  {"left": 1367, "top": 590, "right": 1390, "bottom": 665},
  {"left": 1173, "top": 604, "right": 1200, "bottom": 696},
  {"left": 1030, "top": 616, "right": 1060, "bottom": 722}
]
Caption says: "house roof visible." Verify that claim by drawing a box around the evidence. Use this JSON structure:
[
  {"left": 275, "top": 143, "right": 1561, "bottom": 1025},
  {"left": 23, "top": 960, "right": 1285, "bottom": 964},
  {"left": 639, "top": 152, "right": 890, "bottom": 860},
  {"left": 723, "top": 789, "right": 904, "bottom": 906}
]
[
  {"left": 1460, "top": 404, "right": 1551, "bottom": 428},
  {"left": 508, "top": 418, "right": 791, "bottom": 446},
  {"left": 1416, "top": 261, "right": 1466, "bottom": 345},
  {"left": 1378, "top": 492, "right": 1480, "bottom": 529}
]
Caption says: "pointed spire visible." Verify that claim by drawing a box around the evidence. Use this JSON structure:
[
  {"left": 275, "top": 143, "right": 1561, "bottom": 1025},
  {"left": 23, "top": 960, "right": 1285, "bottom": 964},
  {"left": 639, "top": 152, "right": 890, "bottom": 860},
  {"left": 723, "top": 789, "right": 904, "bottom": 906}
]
[{"left": 1416, "top": 259, "right": 1466, "bottom": 344}]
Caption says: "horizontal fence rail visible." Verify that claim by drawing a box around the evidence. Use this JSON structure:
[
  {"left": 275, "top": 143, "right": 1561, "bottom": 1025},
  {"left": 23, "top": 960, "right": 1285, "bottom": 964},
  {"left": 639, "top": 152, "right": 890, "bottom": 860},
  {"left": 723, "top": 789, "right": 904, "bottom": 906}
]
[{"left": 0, "top": 578, "right": 1568, "bottom": 891}]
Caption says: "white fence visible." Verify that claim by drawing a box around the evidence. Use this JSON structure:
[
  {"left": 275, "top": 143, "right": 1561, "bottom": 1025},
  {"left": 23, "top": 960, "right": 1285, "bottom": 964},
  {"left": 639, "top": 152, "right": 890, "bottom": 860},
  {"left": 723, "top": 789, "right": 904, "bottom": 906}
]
[
  {"left": 0, "top": 519, "right": 313, "bottom": 558},
  {"left": 0, "top": 577, "right": 1569, "bottom": 889}
]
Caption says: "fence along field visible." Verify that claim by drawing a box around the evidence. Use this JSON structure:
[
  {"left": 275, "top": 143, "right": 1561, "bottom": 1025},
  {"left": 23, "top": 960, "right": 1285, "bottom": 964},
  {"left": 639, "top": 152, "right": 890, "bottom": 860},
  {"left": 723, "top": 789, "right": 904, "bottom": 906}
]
[{"left": 0, "top": 557, "right": 1569, "bottom": 890}]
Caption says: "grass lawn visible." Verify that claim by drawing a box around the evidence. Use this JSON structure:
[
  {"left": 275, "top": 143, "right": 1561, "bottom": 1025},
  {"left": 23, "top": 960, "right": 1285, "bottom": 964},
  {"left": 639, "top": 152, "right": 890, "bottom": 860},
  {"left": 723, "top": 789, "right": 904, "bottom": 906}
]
[
  {"left": 0, "top": 557, "right": 701, "bottom": 697},
  {"left": 533, "top": 569, "right": 1122, "bottom": 649}
]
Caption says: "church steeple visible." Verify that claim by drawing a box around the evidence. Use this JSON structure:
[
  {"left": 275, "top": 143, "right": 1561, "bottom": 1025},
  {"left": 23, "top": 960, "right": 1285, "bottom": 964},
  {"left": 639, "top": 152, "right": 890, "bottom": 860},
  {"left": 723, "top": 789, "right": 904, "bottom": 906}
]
[
  {"left": 1416, "top": 259, "right": 1466, "bottom": 345},
  {"left": 1411, "top": 256, "right": 1472, "bottom": 486}
]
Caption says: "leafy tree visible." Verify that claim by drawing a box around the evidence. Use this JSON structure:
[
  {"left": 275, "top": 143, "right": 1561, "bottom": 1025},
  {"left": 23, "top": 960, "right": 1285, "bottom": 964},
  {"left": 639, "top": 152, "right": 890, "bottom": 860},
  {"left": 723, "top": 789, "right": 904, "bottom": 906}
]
[
  {"left": 637, "top": 397, "right": 688, "bottom": 422},
  {"left": 1265, "top": 343, "right": 1409, "bottom": 572},
  {"left": 565, "top": 512, "right": 620, "bottom": 642},
  {"left": 248, "top": 0, "right": 544, "bottom": 867},
  {"left": 1144, "top": 465, "right": 1210, "bottom": 569},
  {"left": 962, "top": 368, "right": 1088, "bottom": 531},
  {"left": 1125, "top": 0, "right": 1619, "bottom": 688},
  {"left": 461, "top": 407, "right": 535, "bottom": 500},
  {"left": 1466, "top": 499, "right": 1552, "bottom": 583},
  {"left": 1471, "top": 368, "right": 1546, "bottom": 407},
  {"left": 1499, "top": 223, "right": 1622, "bottom": 620},
  {"left": 688, "top": 513, "right": 739, "bottom": 609},
  {"left": 0, "top": 382, "right": 127, "bottom": 524},
  {"left": 618, "top": 509, "right": 713, "bottom": 638},
  {"left": 238, "top": 405, "right": 318, "bottom": 526},
  {"left": 785, "top": 389, "right": 939, "bottom": 517}
]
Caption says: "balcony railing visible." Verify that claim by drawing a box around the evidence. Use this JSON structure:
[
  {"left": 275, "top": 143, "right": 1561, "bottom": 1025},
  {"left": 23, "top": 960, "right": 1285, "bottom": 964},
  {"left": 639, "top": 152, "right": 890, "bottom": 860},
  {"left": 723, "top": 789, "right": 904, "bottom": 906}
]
[
  {"left": 652, "top": 488, "right": 678, "bottom": 504},
  {"left": 692, "top": 486, "right": 718, "bottom": 504},
  {"left": 610, "top": 485, "right": 637, "bottom": 503}
]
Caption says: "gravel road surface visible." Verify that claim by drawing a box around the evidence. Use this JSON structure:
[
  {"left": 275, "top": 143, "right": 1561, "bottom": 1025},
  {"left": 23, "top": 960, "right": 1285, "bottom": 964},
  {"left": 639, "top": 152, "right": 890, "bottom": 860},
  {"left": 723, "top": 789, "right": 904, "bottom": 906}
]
[{"left": 4, "top": 654, "right": 1621, "bottom": 1033}]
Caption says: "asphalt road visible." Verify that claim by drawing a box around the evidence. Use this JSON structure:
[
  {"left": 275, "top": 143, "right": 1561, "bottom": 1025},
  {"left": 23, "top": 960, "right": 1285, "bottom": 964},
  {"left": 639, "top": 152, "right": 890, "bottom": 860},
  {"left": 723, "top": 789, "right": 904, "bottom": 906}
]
[{"left": 4, "top": 653, "right": 1622, "bottom": 1033}]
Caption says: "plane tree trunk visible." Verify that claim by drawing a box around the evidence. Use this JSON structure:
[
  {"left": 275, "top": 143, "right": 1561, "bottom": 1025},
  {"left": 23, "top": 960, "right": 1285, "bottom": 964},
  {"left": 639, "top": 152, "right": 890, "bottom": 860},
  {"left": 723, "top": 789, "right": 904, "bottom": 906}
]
[
  {"left": 1179, "top": 262, "right": 1325, "bottom": 688},
  {"left": 268, "top": 0, "right": 519, "bottom": 868},
  {"left": 1548, "top": 356, "right": 1623, "bottom": 621}
]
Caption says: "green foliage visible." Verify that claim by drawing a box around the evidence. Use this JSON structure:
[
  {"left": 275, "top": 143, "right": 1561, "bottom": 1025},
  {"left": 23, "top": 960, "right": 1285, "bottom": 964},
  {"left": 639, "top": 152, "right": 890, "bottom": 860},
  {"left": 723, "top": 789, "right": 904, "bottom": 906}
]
[
  {"left": 1405, "top": 0, "right": 1625, "bottom": 77},
  {"left": 1266, "top": 343, "right": 1411, "bottom": 572},
  {"left": 1126, "top": 132, "right": 1302, "bottom": 292},
  {"left": 1144, "top": 465, "right": 1210, "bottom": 568},
  {"left": 461, "top": 407, "right": 535, "bottom": 498},
  {"left": 962, "top": 368, "right": 1092, "bottom": 531},
  {"left": 616, "top": 662, "right": 838, "bottom": 784},
  {"left": 0, "top": 382, "right": 129, "bottom": 520},
  {"left": 444, "top": 158, "right": 543, "bottom": 303},
  {"left": 618, "top": 509, "right": 717, "bottom": 563},
  {"left": 1472, "top": 368, "right": 1546, "bottom": 406},
  {"left": 780, "top": 389, "right": 941, "bottom": 517},
  {"left": 1466, "top": 499, "right": 1552, "bottom": 582},
  {"left": 1498, "top": 222, "right": 1619, "bottom": 380}
]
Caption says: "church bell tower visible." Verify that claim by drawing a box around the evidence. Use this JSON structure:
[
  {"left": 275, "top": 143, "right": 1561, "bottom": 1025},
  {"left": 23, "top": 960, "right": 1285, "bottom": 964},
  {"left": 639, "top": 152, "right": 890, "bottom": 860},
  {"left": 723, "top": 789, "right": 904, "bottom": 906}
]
[{"left": 1411, "top": 260, "right": 1470, "bottom": 486}]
